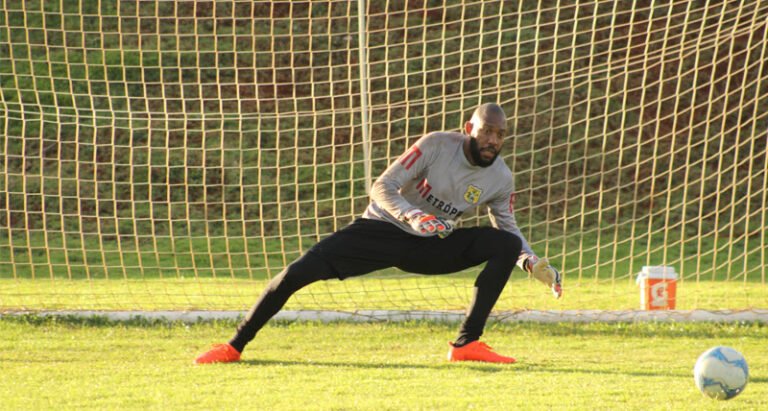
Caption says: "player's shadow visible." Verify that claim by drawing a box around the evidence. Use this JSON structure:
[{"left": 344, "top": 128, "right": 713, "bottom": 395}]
[
  {"left": 530, "top": 365, "right": 691, "bottom": 379},
  {"left": 238, "top": 360, "right": 766, "bottom": 380},
  {"left": 534, "top": 366, "right": 768, "bottom": 384},
  {"left": 522, "top": 363, "right": 768, "bottom": 381},
  {"left": 240, "top": 358, "right": 506, "bottom": 372}
]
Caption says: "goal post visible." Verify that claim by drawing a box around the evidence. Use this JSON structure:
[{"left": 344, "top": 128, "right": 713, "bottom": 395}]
[{"left": 1, "top": 1, "right": 767, "bottom": 320}]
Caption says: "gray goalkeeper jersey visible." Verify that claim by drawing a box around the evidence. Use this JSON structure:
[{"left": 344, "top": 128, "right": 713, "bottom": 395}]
[{"left": 362, "top": 131, "right": 536, "bottom": 267}]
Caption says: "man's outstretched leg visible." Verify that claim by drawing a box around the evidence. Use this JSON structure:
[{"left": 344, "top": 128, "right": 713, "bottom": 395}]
[
  {"left": 195, "top": 252, "right": 334, "bottom": 364},
  {"left": 195, "top": 218, "right": 402, "bottom": 364}
]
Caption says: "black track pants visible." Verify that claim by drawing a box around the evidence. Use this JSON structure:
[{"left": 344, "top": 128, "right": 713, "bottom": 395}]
[{"left": 229, "top": 218, "right": 523, "bottom": 352}]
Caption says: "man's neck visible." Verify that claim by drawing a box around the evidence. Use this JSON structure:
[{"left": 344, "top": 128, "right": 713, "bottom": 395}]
[{"left": 462, "top": 136, "right": 476, "bottom": 166}]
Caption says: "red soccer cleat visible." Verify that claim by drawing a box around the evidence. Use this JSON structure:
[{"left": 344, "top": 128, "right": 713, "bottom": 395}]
[
  {"left": 448, "top": 341, "right": 516, "bottom": 364},
  {"left": 194, "top": 343, "right": 241, "bottom": 364}
]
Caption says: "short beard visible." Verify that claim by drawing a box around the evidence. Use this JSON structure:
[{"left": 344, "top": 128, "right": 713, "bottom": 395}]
[{"left": 469, "top": 138, "right": 499, "bottom": 167}]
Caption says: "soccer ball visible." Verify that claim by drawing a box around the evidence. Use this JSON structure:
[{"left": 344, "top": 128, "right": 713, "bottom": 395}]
[{"left": 693, "top": 346, "right": 749, "bottom": 400}]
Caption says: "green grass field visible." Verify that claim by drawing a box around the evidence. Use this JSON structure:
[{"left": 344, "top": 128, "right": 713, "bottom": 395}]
[
  {"left": 1, "top": 2, "right": 767, "bottom": 409},
  {"left": 1, "top": 316, "right": 766, "bottom": 410}
]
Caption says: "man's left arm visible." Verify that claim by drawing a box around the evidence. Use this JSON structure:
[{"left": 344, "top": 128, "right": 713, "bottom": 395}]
[{"left": 488, "top": 188, "right": 563, "bottom": 299}]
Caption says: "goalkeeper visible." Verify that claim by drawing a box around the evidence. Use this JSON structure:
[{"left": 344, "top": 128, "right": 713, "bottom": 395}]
[{"left": 196, "top": 103, "right": 562, "bottom": 364}]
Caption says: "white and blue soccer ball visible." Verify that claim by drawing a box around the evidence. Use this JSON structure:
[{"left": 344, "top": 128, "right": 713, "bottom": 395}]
[{"left": 693, "top": 346, "right": 749, "bottom": 400}]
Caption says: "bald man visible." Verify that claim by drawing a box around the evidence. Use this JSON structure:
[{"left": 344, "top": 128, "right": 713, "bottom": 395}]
[{"left": 196, "top": 103, "right": 563, "bottom": 365}]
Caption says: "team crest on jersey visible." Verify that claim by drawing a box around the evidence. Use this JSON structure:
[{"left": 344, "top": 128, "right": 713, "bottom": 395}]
[{"left": 463, "top": 185, "right": 482, "bottom": 204}]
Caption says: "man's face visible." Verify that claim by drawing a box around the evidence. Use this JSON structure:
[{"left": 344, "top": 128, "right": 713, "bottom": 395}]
[{"left": 465, "top": 111, "right": 506, "bottom": 167}]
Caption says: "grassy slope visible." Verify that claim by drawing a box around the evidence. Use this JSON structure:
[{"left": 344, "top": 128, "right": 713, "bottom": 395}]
[{"left": 1, "top": 317, "right": 766, "bottom": 410}]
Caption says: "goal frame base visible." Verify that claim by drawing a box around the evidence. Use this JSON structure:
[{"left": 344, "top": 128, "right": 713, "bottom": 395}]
[{"left": 3, "top": 309, "right": 767, "bottom": 323}]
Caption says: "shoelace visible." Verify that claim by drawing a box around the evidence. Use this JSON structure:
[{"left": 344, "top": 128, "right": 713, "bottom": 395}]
[{"left": 477, "top": 342, "right": 494, "bottom": 351}]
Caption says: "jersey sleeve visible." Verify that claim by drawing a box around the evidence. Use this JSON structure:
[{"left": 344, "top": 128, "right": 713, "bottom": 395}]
[
  {"left": 369, "top": 133, "right": 440, "bottom": 220},
  {"left": 487, "top": 180, "right": 537, "bottom": 270}
]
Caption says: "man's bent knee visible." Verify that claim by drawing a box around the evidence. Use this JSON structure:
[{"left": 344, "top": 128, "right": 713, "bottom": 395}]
[{"left": 484, "top": 229, "right": 523, "bottom": 260}]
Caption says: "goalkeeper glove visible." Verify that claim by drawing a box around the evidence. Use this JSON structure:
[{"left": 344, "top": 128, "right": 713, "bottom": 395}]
[
  {"left": 403, "top": 209, "right": 454, "bottom": 238},
  {"left": 525, "top": 256, "right": 563, "bottom": 299}
]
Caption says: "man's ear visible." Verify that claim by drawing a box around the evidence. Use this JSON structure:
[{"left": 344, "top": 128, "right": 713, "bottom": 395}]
[{"left": 464, "top": 121, "right": 473, "bottom": 135}]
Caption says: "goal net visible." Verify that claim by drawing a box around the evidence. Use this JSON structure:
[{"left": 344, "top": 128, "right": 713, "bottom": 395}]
[{"left": 2, "top": 1, "right": 767, "bottom": 320}]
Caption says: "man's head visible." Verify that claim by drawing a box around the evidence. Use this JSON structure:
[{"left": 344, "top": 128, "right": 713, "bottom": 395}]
[{"left": 464, "top": 103, "right": 507, "bottom": 167}]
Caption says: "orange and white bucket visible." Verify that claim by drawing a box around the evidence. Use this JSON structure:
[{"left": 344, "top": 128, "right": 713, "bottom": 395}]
[{"left": 636, "top": 266, "right": 678, "bottom": 310}]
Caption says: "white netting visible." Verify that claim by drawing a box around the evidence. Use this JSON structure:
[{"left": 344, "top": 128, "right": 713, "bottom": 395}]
[{"left": 1, "top": 1, "right": 767, "bottom": 317}]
